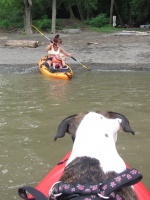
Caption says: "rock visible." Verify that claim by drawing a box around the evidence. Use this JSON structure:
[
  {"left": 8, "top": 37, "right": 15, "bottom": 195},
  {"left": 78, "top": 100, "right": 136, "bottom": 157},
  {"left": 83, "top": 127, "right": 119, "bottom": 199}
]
[
  {"left": 114, "top": 31, "right": 150, "bottom": 36},
  {"left": 61, "top": 29, "right": 81, "bottom": 34},
  {"left": 0, "top": 37, "right": 7, "bottom": 40}
]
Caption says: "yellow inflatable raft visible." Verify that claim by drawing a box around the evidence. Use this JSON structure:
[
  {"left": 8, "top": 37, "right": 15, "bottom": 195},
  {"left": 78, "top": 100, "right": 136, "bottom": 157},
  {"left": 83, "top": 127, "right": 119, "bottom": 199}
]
[{"left": 38, "top": 56, "right": 73, "bottom": 80}]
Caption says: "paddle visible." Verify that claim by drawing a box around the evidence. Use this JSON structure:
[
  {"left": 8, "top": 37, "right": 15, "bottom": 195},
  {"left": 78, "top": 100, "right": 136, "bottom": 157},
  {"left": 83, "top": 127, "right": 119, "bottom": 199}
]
[
  {"left": 32, "top": 25, "right": 52, "bottom": 41},
  {"left": 32, "top": 25, "right": 91, "bottom": 71},
  {"left": 71, "top": 57, "right": 91, "bottom": 71}
]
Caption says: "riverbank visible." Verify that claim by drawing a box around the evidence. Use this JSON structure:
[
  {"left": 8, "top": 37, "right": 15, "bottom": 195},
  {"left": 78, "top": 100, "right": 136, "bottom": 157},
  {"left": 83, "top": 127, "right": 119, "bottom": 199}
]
[{"left": 0, "top": 30, "right": 150, "bottom": 71}]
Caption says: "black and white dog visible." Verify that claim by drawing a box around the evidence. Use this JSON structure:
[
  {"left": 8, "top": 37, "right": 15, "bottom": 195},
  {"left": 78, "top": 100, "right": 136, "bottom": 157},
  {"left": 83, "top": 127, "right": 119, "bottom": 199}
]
[{"left": 50, "top": 112, "right": 142, "bottom": 200}]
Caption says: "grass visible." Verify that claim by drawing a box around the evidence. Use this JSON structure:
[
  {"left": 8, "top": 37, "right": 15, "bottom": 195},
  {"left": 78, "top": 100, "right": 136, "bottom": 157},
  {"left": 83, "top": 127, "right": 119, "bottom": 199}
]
[
  {"left": 87, "top": 25, "right": 149, "bottom": 33},
  {"left": 87, "top": 26, "right": 124, "bottom": 33},
  {"left": 0, "top": 18, "right": 149, "bottom": 34}
]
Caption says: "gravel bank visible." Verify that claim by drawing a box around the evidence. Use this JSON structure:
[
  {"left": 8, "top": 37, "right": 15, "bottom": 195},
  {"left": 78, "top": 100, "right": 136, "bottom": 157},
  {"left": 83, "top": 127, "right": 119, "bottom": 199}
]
[{"left": 0, "top": 30, "right": 150, "bottom": 71}]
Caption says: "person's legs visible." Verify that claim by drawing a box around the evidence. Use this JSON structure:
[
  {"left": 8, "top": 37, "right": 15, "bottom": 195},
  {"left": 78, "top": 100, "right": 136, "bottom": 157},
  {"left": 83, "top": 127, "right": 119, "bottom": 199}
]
[
  {"left": 58, "top": 54, "right": 66, "bottom": 67},
  {"left": 46, "top": 57, "right": 53, "bottom": 67},
  {"left": 47, "top": 60, "right": 52, "bottom": 66}
]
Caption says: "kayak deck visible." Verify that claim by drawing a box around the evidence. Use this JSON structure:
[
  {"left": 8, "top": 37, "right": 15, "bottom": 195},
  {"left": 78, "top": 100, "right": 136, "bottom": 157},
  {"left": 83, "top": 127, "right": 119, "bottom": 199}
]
[{"left": 25, "top": 151, "right": 150, "bottom": 200}]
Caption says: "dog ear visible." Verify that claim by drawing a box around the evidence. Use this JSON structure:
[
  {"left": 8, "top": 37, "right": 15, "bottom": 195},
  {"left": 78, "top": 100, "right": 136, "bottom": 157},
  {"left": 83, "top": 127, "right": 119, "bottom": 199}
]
[
  {"left": 54, "top": 114, "right": 78, "bottom": 141},
  {"left": 107, "top": 111, "right": 135, "bottom": 134}
]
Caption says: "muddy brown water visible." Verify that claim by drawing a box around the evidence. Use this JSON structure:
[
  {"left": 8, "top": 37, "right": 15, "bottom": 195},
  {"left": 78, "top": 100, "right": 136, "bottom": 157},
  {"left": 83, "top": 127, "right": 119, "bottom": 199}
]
[{"left": 0, "top": 66, "right": 150, "bottom": 199}]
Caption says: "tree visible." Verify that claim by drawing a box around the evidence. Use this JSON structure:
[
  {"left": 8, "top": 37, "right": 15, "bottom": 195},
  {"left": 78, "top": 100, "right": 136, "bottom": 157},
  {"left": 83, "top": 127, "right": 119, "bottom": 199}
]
[
  {"left": 1, "top": 0, "right": 150, "bottom": 30},
  {"left": 57, "top": 0, "right": 75, "bottom": 19},
  {"left": 76, "top": 1, "right": 84, "bottom": 21},
  {"left": 76, "top": 0, "right": 98, "bottom": 20},
  {"left": 114, "top": 0, "right": 124, "bottom": 26},
  {"left": 109, "top": 0, "right": 114, "bottom": 25},
  {"left": 24, "top": 0, "right": 33, "bottom": 34},
  {"left": 131, "top": 0, "right": 150, "bottom": 24},
  {"left": 68, "top": 0, "right": 75, "bottom": 19},
  {"left": 51, "top": 0, "right": 56, "bottom": 33}
]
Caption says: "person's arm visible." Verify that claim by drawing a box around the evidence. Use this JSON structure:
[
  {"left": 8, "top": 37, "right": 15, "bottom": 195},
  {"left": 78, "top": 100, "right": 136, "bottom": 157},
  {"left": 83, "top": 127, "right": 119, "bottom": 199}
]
[
  {"left": 60, "top": 47, "right": 72, "bottom": 57},
  {"left": 46, "top": 41, "right": 53, "bottom": 52}
]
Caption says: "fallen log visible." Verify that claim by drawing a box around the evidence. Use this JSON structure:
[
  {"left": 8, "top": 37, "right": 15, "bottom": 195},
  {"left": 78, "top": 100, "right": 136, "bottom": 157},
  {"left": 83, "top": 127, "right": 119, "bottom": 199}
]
[{"left": 5, "top": 40, "right": 39, "bottom": 48}]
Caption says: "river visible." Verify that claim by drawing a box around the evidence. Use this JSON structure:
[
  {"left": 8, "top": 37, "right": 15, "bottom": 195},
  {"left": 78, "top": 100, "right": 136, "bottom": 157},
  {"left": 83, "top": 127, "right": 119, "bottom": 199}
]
[{"left": 0, "top": 66, "right": 150, "bottom": 199}]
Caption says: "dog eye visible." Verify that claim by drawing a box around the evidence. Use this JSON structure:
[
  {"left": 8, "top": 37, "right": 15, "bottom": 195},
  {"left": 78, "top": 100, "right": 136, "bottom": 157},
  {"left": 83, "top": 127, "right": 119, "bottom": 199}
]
[{"left": 105, "top": 134, "right": 109, "bottom": 137}]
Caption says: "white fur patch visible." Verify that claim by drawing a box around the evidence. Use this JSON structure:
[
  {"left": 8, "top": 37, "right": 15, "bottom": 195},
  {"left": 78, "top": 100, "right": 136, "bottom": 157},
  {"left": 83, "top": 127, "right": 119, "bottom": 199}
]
[{"left": 66, "top": 112, "right": 126, "bottom": 173}]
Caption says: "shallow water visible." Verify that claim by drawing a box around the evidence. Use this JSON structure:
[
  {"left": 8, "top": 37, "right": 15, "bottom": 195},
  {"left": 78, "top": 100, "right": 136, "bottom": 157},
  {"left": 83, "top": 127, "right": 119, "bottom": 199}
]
[{"left": 0, "top": 66, "right": 150, "bottom": 199}]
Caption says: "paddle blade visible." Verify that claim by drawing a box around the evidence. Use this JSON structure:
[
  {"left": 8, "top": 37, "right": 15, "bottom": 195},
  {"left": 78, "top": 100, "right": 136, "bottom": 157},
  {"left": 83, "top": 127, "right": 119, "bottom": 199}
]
[
  {"left": 71, "top": 57, "right": 91, "bottom": 71},
  {"left": 81, "top": 64, "right": 91, "bottom": 71},
  {"left": 32, "top": 25, "right": 44, "bottom": 36}
]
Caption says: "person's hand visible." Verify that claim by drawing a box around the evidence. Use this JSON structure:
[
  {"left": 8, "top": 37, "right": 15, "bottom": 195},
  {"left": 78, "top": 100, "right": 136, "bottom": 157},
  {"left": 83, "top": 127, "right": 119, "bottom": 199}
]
[
  {"left": 69, "top": 53, "right": 72, "bottom": 57},
  {"left": 67, "top": 53, "right": 72, "bottom": 57}
]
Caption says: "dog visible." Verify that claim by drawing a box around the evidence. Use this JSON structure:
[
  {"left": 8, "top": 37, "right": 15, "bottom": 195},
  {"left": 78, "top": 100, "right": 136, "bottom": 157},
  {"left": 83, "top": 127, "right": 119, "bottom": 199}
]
[{"left": 50, "top": 112, "right": 142, "bottom": 200}]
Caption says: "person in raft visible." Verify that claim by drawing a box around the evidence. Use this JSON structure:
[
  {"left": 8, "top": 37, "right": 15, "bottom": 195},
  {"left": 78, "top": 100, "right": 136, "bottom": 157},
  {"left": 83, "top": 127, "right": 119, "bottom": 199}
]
[{"left": 45, "top": 34, "right": 72, "bottom": 69}]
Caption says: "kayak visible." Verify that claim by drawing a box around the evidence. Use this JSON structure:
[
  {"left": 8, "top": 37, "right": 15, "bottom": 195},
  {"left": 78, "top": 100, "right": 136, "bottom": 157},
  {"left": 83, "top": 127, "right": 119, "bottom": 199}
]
[
  {"left": 38, "top": 56, "right": 73, "bottom": 80},
  {"left": 18, "top": 151, "right": 150, "bottom": 200}
]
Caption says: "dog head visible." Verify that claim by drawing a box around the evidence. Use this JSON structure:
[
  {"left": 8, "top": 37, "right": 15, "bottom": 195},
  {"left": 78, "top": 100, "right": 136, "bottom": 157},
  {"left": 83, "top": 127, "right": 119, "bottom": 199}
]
[
  {"left": 66, "top": 112, "right": 126, "bottom": 173},
  {"left": 54, "top": 111, "right": 135, "bottom": 142}
]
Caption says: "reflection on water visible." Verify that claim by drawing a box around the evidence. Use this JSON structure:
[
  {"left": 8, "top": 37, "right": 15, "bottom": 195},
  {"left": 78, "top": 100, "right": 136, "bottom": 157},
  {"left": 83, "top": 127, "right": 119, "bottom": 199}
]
[{"left": 0, "top": 66, "right": 150, "bottom": 199}]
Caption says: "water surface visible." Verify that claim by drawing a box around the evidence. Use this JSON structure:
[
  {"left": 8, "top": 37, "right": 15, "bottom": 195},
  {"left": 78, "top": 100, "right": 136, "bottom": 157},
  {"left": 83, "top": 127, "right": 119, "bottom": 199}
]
[{"left": 0, "top": 66, "right": 150, "bottom": 199}]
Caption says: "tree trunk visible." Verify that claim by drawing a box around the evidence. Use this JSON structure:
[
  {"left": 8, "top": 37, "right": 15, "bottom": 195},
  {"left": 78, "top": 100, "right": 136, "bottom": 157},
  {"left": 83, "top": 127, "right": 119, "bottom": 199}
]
[
  {"left": 109, "top": 0, "right": 114, "bottom": 25},
  {"left": 24, "top": 0, "right": 33, "bottom": 34},
  {"left": 114, "top": 1, "right": 124, "bottom": 26},
  {"left": 86, "top": 9, "right": 90, "bottom": 20},
  {"left": 67, "top": 0, "right": 75, "bottom": 19},
  {"left": 51, "top": 0, "right": 56, "bottom": 34},
  {"left": 76, "top": 1, "right": 84, "bottom": 21},
  {"left": 127, "top": 3, "right": 132, "bottom": 25}
]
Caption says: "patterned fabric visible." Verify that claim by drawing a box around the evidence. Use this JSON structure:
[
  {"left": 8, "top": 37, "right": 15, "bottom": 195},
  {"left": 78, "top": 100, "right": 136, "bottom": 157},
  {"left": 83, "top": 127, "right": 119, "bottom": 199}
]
[
  {"left": 49, "top": 168, "right": 142, "bottom": 200},
  {"left": 100, "top": 168, "right": 142, "bottom": 196}
]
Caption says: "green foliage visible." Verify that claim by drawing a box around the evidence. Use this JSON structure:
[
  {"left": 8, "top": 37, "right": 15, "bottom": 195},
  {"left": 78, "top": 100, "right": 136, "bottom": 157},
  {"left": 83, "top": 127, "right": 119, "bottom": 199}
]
[
  {"left": 0, "top": 20, "right": 9, "bottom": 28},
  {"left": 0, "top": 0, "right": 23, "bottom": 29},
  {"left": 76, "top": 0, "right": 98, "bottom": 10},
  {"left": 85, "top": 14, "right": 109, "bottom": 28},
  {"left": 88, "top": 25, "right": 125, "bottom": 33},
  {"left": 0, "top": 0, "right": 150, "bottom": 31},
  {"left": 33, "top": 18, "right": 50, "bottom": 30},
  {"left": 32, "top": 0, "right": 51, "bottom": 19},
  {"left": 32, "top": 19, "right": 64, "bottom": 31},
  {"left": 0, "top": 18, "right": 24, "bottom": 30},
  {"left": 130, "top": 0, "right": 150, "bottom": 23}
]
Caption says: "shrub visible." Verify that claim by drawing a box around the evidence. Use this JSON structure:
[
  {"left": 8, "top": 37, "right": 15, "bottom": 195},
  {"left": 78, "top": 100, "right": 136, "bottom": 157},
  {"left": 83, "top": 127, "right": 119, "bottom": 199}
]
[
  {"left": 33, "top": 18, "right": 64, "bottom": 31},
  {"left": 0, "top": 20, "right": 9, "bottom": 28},
  {"left": 85, "top": 13, "right": 109, "bottom": 28},
  {"left": 33, "top": 18, "right": 51, "bottom": 30}
]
